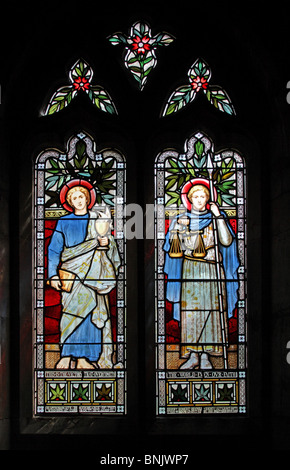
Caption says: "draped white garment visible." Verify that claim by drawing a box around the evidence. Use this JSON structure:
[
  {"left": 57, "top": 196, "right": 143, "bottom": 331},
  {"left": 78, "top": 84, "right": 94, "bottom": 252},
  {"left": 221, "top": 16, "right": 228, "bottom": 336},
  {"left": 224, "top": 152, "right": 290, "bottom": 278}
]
[{"left": 59, "top": 212, "right": 121, "bottom": 368}]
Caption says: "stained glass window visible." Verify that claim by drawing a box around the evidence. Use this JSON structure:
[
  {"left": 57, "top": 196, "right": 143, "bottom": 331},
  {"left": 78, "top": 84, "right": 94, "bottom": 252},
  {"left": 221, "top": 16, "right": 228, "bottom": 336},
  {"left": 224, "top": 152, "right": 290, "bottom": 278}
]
[
  {"left": 33, "top": 132, "right": 126, "bottom": 415},
  {"left": 155, "top": 131, "right": 247, "bottom": 415}
]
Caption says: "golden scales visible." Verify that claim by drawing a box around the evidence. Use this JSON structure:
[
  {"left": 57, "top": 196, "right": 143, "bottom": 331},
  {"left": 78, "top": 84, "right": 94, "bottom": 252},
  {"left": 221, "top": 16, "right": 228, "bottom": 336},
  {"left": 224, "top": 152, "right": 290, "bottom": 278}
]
[{"left": 169, "top": 221, "right": 206, "bottom": 259}]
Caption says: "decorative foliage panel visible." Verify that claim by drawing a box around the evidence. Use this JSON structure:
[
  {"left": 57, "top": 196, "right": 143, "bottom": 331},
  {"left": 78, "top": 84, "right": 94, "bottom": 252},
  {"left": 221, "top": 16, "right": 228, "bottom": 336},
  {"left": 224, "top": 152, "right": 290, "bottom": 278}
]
[
  {"left": 155, "top": 131, "right": 247, "bottom": 415},
  {"left": 33, "top": 132, "right": 126, "bottom": 415},
  {"left": 43, "top": 59, "right": 117, "bottom": 116}
]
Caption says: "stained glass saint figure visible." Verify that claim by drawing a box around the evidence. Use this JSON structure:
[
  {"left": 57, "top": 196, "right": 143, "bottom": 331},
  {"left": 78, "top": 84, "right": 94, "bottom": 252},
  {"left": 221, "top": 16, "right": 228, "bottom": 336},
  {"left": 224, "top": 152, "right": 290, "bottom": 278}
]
[
  {"left": 163, "top": 178, "right": 240, "bottom": 369},
  {"left": 47, "top": 179, "right": 121, "bottom": 370}
]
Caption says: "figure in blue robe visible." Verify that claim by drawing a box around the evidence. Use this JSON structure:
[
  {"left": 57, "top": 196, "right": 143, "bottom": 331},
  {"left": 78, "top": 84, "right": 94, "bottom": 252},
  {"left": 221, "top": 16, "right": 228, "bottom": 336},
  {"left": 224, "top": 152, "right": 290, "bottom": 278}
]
[{"left": 163, "top": 193, "right": 240, "bottom": 369}]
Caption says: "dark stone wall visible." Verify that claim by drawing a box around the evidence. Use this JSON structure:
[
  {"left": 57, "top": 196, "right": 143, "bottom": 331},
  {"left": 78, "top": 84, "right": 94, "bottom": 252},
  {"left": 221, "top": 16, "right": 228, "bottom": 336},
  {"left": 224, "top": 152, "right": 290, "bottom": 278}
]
[{"left": 0, "top": 129, "right": 10, "bottom": 450}]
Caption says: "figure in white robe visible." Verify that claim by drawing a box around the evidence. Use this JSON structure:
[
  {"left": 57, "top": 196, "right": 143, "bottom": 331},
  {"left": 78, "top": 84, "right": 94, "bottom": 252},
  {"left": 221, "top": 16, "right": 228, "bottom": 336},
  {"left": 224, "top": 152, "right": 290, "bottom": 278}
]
[{"left": 48, "top": 182, "right": 121, "bottom": 370}]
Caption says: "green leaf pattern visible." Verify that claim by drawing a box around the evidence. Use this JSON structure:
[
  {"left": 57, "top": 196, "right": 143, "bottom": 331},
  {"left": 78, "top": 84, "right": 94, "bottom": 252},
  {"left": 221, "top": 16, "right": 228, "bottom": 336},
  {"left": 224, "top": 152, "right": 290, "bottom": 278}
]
[
  {"left": 189, "top": 59, "right": 211, "bottom": 83},
  {"left": 45, "top": 136, "right": 117, "bottom": 208},
  {"left": 165, "top": 138, "right": 236, "bottom": 207},
  {"left": 108, "top": 21, "right": 174, "bottom": 90}
]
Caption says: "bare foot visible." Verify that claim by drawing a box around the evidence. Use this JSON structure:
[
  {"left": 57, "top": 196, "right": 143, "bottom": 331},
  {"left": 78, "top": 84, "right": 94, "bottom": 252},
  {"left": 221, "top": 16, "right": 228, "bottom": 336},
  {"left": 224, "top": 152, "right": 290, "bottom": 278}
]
[
  {"left": 55, "top": 356, "right": 71, "bottom": 369},
  {"left": 76, "top": 358, "right": 96, "bottom": 369}
]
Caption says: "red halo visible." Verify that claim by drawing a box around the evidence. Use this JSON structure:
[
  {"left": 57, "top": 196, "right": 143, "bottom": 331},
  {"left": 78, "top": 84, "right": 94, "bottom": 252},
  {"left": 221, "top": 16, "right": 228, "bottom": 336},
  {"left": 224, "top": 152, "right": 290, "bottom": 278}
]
[
  {"left": 59, "top": 179, "right": 96, "bottom": 212},
  {"left": 181, "top": 178, "right": 217, "bottom": 210}
]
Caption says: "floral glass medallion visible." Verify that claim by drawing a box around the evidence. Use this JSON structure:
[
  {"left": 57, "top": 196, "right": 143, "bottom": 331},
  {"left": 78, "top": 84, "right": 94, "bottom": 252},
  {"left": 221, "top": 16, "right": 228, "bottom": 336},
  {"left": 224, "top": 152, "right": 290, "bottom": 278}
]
[
  {"left": 43, "top": 59, "right": 117, "bottom": 116},
  {"left": 33, "top": 132, "right": 126, "bottom": 416},
  {"left": 162, "top": 58, "right": 235, "bottom": 116},
  {"left": 155, "top": 131, "right": 247, "bottom": 416},
  {"left": 108, "top": 21, "right": 175, "bottom": 90}
]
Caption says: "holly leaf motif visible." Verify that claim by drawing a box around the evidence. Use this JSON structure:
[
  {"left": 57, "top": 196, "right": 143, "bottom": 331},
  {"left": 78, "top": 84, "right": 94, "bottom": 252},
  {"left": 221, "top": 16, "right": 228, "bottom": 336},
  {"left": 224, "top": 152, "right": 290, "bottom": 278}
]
[
  {"left": 72, "top": 383, "right": 89, "bottom": 401},
  {"left": 151, "top": 32, "right": 175, "bottom": 47},
  {"left": 69, "top": 58, "right": 92, "bottom": 84},
  {"left": 165, "top": 190, "right": 182, "bottom": 207},
  {"left": 96, "top": 383, "right": 112, "bottom": 401}
]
